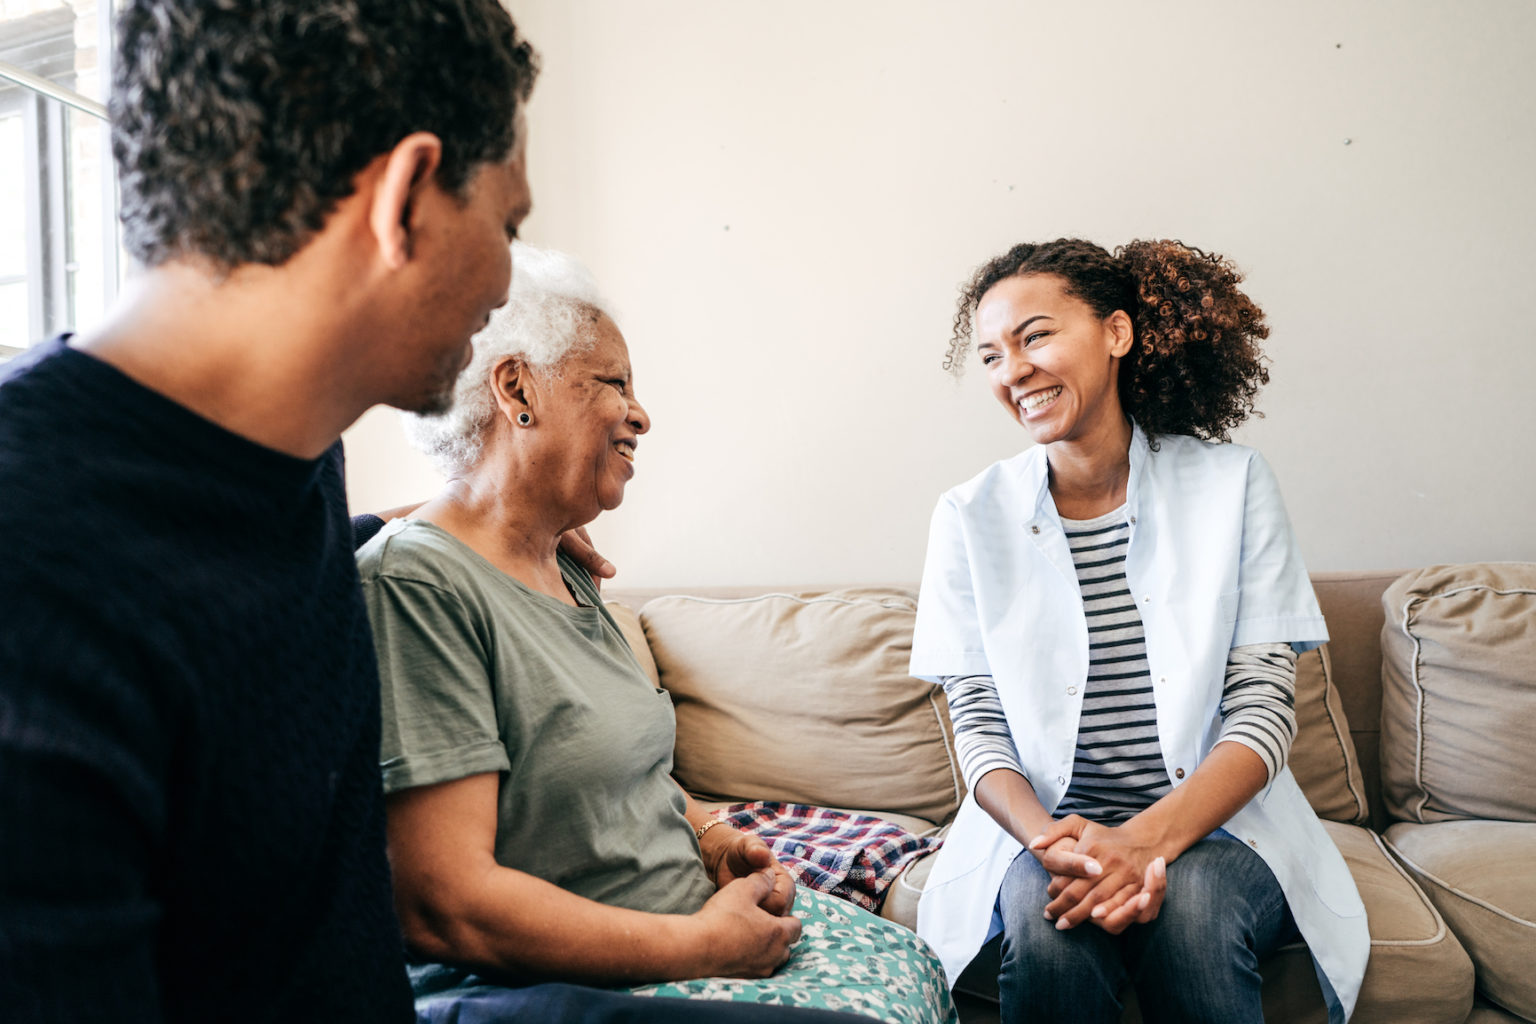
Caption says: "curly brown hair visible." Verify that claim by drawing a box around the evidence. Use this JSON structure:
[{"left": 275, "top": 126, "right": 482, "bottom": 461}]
[
  {"left": 112, "top": 0, "right": 539, "bottom": 269},
  {"left": 946, "top": 238, "right": 1271, "bottom": 442}
]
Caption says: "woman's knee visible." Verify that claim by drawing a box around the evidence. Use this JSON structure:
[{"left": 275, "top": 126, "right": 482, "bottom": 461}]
[
  {"left": 997, "top": 851, "right": 1053, "bottom": 932},
  {"left": 1140, "top": 836, "right": 1286, "bottom": 961},
  {"left": 996, "top": 851, "right": 1121, "bottom": 1009}
]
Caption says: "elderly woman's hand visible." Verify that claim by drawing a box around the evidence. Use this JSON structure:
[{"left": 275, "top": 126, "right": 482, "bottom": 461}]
[
  {"left": 700, "top": 825, "right": 797, "bottom": 917},
  {"left": 687, "top": 870, "right": 803, "bottom": 977}
]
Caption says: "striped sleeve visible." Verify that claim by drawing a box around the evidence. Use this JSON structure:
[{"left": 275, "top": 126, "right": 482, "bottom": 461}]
[
  {"left": 1216, "top": 642, "right": 1298, "bottom": 784},
  {"left": 940, "top": 674, "right": 1025, "bottom": 790}
]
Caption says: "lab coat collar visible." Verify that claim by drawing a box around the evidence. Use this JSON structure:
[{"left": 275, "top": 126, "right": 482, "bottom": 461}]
[{"left": 1023, "top": 418, "right": 1150, "bottom": 524}]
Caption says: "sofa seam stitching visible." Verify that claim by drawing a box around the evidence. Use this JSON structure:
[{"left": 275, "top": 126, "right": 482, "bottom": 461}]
[
  {"left": 1381, "top": 835, "right": 1536, "bottom": 929},
  {"left": 1416, "top": 584, "right": 1536, "bottom": 601},
  {"left": 1362, "top": 829, "right": 1452, "bottom": 946},
  {"left": 927, "top": 691, "right": 965, "bottom": 812},
  {"left": 1315, "top": 644, "right": 1369, "bottom": 823},
  {"left": 1397, "top": 593, "right": 1432, "bottom": 823}
]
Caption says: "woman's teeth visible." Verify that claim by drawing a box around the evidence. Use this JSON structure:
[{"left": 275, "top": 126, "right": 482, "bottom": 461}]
[{"left": 1022, "top": 386, "right": 1062, "bottom": 412}]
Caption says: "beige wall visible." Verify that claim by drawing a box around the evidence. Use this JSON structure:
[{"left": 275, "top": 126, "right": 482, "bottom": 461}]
[{"left": 344, "top": 0, "right": 1536, "bottom": 587}]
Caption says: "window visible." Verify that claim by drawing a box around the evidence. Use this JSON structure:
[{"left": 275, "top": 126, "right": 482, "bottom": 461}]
[{"left": 0, "top": 1, "right": 119, "bottom": 359}]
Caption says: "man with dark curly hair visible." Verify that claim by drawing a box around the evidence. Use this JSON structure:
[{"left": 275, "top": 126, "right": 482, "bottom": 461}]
[
  {"left": 0, "top": 2, "right": 873, "bottom": 1021},
  {"left": 0, "top": 2, "right": 536, "bottom": 1021}
]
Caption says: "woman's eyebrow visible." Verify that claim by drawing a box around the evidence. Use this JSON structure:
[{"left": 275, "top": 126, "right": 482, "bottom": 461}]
[{"left": 1012, "top": 314, "right": 1054, "bottom": 336}]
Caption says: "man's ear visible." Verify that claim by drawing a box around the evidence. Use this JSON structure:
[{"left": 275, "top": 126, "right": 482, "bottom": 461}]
[
  {"left": 369, "top": 132, "right": 445, "bottom": 270},
  {"left": 1106, "top": 309, "right": 1135, "bottom": 359},
  {"left": 490, "top": 356, "right": 533, "bottom": 422}
]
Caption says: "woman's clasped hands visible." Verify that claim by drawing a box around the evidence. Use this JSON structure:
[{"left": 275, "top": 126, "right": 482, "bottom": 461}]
[
  {"left": 699, "top": 824, "right": 798, "bottom": 917},
  {"left": 683, "top": 825, "right": 801, "bottom": 977},
  {"left": 1027, "top": 815, "right": 1168, "bottom": 935}
]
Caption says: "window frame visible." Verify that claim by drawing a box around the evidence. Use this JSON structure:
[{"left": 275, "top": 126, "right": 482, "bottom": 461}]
[{"left": 0, "top": 3, "right": 117, "bottom": 360}]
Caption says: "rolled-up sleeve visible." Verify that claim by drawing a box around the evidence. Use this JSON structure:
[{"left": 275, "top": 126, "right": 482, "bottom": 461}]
[{"left": 362, "top": 572, "right": 510, "bottom": 794}]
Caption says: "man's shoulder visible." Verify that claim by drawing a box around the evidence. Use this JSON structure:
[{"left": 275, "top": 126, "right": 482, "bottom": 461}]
[{"left": 0, "top": 338, "right": 87, "bottom": 441}]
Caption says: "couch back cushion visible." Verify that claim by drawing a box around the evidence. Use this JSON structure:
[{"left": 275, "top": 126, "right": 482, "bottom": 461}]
[
  {"left": 638, "top": 588, "right": 963, "bottom": 826},
  {"left": 1290, "top": 643, "right": 1370, "bottom": 824},
  {"left": 1380, "top": 562, "right": 1536, "bottom": 823},
  {"left": 1311, "top": 571, "right": 1401, "bottom": 831},
  {"left": 607, "top": 601, "right": 661, "bottom": 687}
]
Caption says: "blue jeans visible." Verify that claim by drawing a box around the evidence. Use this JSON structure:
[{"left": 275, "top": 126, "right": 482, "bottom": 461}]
[
  {"left": 414, "top": 979, "right": 870, "bottom": 1023},
  {"left": 995, "top": 830, "right": 1297, "bottom": 1024}
]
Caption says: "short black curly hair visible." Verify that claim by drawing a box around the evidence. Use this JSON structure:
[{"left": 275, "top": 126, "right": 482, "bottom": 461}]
[
  {"left": 947, "top": 237, "right": 1271, "bottom": 442},
  {"left": 111, "top": 0, "right": 539, "bottom": 270}
]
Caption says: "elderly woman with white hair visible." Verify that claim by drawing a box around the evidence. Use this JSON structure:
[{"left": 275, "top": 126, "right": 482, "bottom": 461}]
[{"left": 355, "top": 244, "right": 956, "bottom": 1023}]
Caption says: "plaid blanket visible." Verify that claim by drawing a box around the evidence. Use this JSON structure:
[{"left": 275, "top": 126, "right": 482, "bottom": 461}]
[{"left": 718, "top": 801, "right": 941, "bottom": 913}]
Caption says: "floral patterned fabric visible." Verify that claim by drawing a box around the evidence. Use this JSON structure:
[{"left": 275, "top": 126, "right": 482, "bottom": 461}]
[{"left": 629, "top": 887, "right": 957, "bottom": 1023}]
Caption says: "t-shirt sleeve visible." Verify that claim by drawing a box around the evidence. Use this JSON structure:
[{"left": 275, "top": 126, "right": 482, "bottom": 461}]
[
  {"left": 911, "top": 493, "right": 992, "bottom": 681},
  {"left": 1232, "top": 452, "right": 1329, "bottom": 652},
  {"left": 363, "top": 571, "right": 510, "bottom": 794},
  {"left": 0, "top": 591, "right": 168, "bottom": 1021}
]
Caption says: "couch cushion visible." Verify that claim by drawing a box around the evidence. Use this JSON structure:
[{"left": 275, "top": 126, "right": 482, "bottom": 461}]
[
  {"left": 606, "top": 601, "right": 661, "bottom": 687},
  {"left": 886, "top": 820, "right": 1475, "bottom": 1024},
  {"left": 640, "top": 589, "right": 963, "bottom": 826},
  {"left": 1466, "top": 1002, "right": 1529, "bottom": 1024},
  {"left": 1384, "top": 821, "right": 1536, "bottom": 1021},
  {"left": 1312, "top": 572, "right": 1402, "bottom": 832},
  {"left": 1380, "top": 563, "right": 1536, "bottom": 823},
  {"left": 1290, "top": 643, "right": 1370, "bottom": 824},
  {"left": 1322, "top": 820, "right": 1476, "bottom": 1023},
  {"left": 880, "top": 828, "right": 945, "bottom": 932}
]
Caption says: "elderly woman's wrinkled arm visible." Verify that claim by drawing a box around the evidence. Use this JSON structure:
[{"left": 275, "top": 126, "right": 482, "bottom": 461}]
[{"left": 385, "top": 772, "right": 800, "bottom": 984}]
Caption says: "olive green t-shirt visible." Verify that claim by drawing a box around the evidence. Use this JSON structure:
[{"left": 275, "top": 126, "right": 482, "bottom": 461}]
[{"left": 357, "top": 518, "right": 714, "bottom": 915}]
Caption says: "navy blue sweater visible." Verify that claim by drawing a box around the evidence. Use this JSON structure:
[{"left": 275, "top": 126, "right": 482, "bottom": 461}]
[{"left": 0, "top": 339, "right": 413, "bottom": 1023}]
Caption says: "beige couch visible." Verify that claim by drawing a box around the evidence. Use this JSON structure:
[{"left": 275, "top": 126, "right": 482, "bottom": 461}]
[{"left": 606, "top": 563, "right": 1536, "bottom": 1024}]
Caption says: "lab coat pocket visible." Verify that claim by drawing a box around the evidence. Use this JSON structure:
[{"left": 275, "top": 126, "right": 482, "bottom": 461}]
[{"left": 1310, "top": 857, "right": 1367, "bottom": 918}]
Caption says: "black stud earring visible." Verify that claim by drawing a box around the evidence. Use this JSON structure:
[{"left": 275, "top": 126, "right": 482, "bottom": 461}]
[{"left": 517, "top": 412, "right": 532, "bottom": 427}]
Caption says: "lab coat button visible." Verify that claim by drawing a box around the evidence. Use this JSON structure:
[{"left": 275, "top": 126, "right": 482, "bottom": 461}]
[
  {"left": 1129, "top": 515, "right": 1137, "bottom": 525},
  {"left": 1066, "top": 686, "right": 1077, "bottom": 696},
  {"left": 1057, "top": 776, "right": 1066, "bottom": 785},
  {"left": 1249, "top": 839, "right": 1258, "bottom": 848},
  {"left": 1175, "top": 767, "right": 1186, "bottom": 779},
  {"left": 1030, "top": 525, "right": 1040, "bottom": 534}
]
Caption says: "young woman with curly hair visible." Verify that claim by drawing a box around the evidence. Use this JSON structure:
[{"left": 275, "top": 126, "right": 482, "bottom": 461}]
[{"left": 910, "top": 239, "right": 1369, "bottom": 1023}]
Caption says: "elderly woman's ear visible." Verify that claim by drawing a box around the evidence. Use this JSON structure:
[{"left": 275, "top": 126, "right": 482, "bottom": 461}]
[{"left": 490, "top": 356, "right": 535, "bottom": 427}]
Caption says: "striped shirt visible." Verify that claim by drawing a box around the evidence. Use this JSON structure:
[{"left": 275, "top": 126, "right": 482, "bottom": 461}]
[
  {"left": 1054, "top": 509, "right": 1169, "bottom": 822},
  {"left": 941, "top": 505, "right": 1299, "bottom": 825}
]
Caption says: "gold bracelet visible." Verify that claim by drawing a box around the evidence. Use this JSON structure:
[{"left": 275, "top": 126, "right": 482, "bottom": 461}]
[{"left": 694, "top": 817, "right": 727, "bottom": 841}]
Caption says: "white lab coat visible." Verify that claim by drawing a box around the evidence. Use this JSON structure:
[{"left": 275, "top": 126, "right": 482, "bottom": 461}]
[{"left": 911, "top": 423, "right": 1368, "bottom": 1023}]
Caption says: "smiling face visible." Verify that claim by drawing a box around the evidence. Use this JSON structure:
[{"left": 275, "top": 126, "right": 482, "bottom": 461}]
[
  {"left": 974, "top": 273, "right": 1133, "bottom": 448},
  {"left": 532, "top": 313, "right": 650, "bottom": 520}
]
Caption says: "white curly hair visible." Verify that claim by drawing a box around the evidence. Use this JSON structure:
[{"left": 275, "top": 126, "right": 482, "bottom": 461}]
[{"left": 403, "top": 242, "right": 616, "bottom": 476}]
